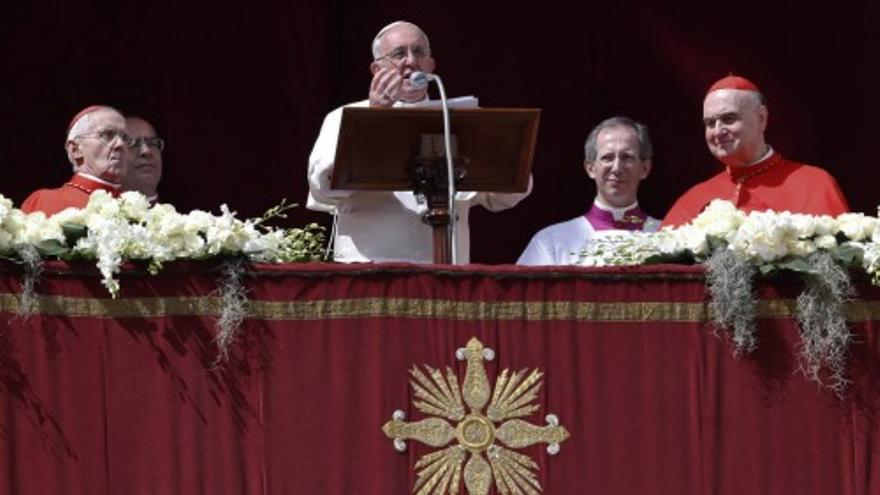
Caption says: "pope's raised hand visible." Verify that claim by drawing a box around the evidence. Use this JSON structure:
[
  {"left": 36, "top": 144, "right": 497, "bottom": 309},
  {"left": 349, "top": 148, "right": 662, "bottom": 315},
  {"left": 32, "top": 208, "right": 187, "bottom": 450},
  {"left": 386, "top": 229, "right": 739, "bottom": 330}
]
[{"left": 369, "top": 66, "right": 404, "bottom": 107}]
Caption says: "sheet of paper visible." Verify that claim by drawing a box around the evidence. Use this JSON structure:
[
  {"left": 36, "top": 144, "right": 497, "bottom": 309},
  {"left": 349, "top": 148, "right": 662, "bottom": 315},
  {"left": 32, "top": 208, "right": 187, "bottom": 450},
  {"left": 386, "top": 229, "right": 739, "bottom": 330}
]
[{"left": 414, "top": 95, "right": 479, "bottom": 109}]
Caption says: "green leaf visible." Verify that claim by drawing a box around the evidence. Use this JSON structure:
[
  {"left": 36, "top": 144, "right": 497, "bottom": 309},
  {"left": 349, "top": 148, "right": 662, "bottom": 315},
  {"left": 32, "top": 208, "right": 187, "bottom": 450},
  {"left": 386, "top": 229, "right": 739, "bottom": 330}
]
[
  {"left": 758, "top": 264, "right": 779, "bottom": 276},
  {"left": 35, "top": 239, "right": 70, "bottom": 257},
  {"left": 61, "top": 223, "right": 88, "bottom": 244},
  {"left": 644, "top": 250, "right": 696, "bottom": 265},
  {"left": 832, "top": 244, "right": 862, "bottom": 266},
  {"left": 706, "top": 235, "right": 729, "bottom": 253},
  {"left": 775, "top": 257, "right": 813, "bottom": 274}
]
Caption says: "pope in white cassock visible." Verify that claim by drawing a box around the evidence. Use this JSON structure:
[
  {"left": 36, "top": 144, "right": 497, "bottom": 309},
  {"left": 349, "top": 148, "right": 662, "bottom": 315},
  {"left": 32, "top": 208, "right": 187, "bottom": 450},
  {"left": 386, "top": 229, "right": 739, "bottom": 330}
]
[{"left": 308, "top": 21, "right": 531, "bottom": 264}]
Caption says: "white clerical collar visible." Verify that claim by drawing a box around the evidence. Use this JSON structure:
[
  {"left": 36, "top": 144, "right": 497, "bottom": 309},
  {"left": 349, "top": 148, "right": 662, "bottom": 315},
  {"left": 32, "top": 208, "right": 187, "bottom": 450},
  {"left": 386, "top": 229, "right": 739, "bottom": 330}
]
[
  {"left": 593, "top": 198, "right": 639, "bottom": 221},
  {"left": 747, "top": 146, "right": 775, "bottom": 166},
  {"left": 76, "top": 172, "right": 120, "bottom": 188}
]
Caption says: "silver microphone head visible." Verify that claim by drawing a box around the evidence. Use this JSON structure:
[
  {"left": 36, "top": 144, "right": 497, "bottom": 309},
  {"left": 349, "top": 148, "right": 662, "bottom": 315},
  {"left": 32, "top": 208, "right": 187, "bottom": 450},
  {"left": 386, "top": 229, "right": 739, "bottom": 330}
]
[{"left": 409, "top": 71, "right": 430, "bottom": 89}]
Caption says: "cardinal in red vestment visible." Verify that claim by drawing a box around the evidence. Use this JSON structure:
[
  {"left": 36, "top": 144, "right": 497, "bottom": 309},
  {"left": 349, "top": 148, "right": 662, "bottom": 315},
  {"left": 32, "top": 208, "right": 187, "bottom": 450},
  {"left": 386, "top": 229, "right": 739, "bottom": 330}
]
[
  {"left": 21, "top": 105, "right": 131, "bottom": 216},
  {"left": 662, "top": 75, "right": 849, "bottom": 227}
]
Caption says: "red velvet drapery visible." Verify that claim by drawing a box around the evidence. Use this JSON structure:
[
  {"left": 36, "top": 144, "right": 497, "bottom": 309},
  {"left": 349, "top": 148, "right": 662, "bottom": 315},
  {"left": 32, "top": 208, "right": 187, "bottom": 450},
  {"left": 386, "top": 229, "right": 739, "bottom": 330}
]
[{"left": 1, "top": 262, "right": 878, "bottom": 494}]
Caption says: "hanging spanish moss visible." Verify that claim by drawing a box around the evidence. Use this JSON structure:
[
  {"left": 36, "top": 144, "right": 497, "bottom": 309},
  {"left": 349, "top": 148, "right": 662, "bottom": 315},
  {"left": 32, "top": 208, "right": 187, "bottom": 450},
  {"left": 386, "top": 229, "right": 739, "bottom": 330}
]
[
  {"left": 212, "top": 258, "right": 249, "bottom": 365},
  {"left": 795, "top": 251, "right": 855, "bottom": 395},
  {"left": 15, "top": 245, "right": 43, "bottom": 317},
  {"left": 705, "top": 249, "right": 758, "bottom": 354}
]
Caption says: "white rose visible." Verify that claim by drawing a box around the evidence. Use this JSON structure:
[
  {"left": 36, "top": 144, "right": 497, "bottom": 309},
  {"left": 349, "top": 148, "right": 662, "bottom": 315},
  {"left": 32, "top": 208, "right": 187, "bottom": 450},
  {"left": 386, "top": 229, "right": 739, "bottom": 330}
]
[
  {"left": 730, "top": 210, "right": 790, "bottom": 262},
  {"left": 690, "top": 200, "right": 744, "bottom": 240},
  {"left": 145, "top": 208, "right": 207, "bottom": 259},
  {"left": 185, "top": 210, "right": 215, "bottom": 233},
  {"left": 813, "top": 215, "right": 838, "bottom": 236},
  {"left": 787, "top": 239, "right": 817, "bottom": 257},
  {"left": 4, "top": 210, "right": 33, "bottom": 243},
  {"left": 676, "top": 225, "right": 710, "bottom": 255},
  {"left": 789, "top": 213, "right": 817, "bottom": 239},
  {"left": 17, "top": 214, "right": 65, "bottom": 245},
  {"left": 836, "top": 213, "right": 877, "bottom": 241},
  {"left": 857, "top": 216, "right": 877, "bottom": 240},
  {"left": 0, "top": 195, "right": 13, "bottom": 222},
  {"left": 84, "top": 190, "right": 119, "bottom": 217},
  {"left": 49, "top": 207, "right": 88, "bottom": 227},
  {"left": 814, "top": 234, "right": 838, "bottom": 250},
  {"left": 118, "top": 192, "right": 151, "bottom": 221}
]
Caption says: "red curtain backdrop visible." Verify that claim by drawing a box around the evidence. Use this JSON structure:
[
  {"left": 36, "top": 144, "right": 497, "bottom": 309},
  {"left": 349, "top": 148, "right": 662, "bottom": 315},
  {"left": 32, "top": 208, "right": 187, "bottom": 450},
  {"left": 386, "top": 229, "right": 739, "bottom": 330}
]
[
  {"left": 3, "top": 1, "right": 878, "bottom": 263},
  {"left": 1, "top": 262, "right": 878, "bottom": 494}
]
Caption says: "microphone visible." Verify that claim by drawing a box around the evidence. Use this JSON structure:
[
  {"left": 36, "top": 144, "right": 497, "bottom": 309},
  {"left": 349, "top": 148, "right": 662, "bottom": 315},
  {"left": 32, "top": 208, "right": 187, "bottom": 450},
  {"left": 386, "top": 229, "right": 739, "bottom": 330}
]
[{"left": 409, "top": 71, "right": 434, "bottom": 89}]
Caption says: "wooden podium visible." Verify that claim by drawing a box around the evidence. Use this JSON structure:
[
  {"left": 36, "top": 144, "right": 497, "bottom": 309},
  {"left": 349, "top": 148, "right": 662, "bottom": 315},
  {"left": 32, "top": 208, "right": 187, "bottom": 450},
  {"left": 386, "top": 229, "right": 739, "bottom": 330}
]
[{"left": 331, "top": 107, "right": 540, "bottom": 264}]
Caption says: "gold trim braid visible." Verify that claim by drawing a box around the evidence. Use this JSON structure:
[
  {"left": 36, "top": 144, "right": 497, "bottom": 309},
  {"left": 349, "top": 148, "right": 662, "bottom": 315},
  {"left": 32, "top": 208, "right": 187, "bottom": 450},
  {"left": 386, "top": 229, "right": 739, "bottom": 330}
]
[{"left": 3, "top": 293, "right": 880, "bottom": 322}]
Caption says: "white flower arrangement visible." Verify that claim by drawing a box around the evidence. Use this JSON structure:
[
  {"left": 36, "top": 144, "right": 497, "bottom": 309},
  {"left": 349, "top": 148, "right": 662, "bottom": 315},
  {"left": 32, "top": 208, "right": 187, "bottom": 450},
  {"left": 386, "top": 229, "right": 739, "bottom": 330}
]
[
  {"left": 578, "top": 199, "right": 880, "bottom": 393},
  {"left": 0, "top": 191, "right": 325, "bottom": 298},
  {"left": 579, "top": 199, "right": 878, "bottom": 276}
]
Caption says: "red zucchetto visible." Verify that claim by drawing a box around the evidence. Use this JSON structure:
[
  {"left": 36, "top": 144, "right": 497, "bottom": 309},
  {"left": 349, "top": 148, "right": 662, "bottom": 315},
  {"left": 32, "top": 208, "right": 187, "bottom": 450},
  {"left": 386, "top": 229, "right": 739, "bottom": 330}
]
[
  {"left": 67, "top": 105, "right": 109, "bottom": 133},
  {"left": 706, "top": 75, "right": 760, "bottom": 95}
]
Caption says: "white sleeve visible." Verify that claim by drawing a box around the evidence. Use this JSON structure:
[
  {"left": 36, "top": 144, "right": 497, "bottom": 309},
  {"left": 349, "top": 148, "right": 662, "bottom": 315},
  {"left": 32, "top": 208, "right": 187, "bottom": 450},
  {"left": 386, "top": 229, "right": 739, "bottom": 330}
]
[
  {"left": 470, "top": 174, "right": 534, "bottom": 212},
  {"left": 307, "top": 106, "right": 354, "bottom": 212},
  {"left": 516, "top": 229, "right": 554, "bottom": 265}
]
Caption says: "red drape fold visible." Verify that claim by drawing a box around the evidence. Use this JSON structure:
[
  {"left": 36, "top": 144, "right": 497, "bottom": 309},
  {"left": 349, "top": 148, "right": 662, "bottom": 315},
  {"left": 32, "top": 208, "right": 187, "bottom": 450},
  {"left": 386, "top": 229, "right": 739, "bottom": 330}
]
[{"left": 1, "top": 261, "right": 877, "bottom": 494}]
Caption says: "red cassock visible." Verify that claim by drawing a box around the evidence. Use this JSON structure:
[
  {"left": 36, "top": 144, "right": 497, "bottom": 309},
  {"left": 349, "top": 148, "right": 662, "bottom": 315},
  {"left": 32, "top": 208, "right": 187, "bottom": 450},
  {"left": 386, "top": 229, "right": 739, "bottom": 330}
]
[
  {"left": 662, "top": 153, "right": 850, "bottom": 227},
  {"left": 21, "top": 173, "right": 119, "bottom": 216}
]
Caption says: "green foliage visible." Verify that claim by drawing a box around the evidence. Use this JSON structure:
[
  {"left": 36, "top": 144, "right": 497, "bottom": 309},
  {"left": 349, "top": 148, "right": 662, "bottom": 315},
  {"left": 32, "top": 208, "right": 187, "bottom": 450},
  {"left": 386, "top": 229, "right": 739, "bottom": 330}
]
[
  {"left": 705, "top": 235, "right": 728, "bottom": 253},
  {"left": 756, "top": 244, "right": 862, "bottom": 279},
  {"left": 277, "top": 223, "right": 326, "bottom": 262},
  {"left": 771, "top": 256, "right": 813, "bottom": 274},
  {"left": 35, "top": 239, "right": 69, "bottom": 257},
  {"left": 255, "top": 198, "right": 298, "bottom": 229},
  {"left": 61, "top": 222, "right": 87, "bottom": 244},
  {"left": 832, "top": 243, "right": 862, "bottom": 266},
  {"left": 643, "top": 251, "right": 696, "bottom": 265}
]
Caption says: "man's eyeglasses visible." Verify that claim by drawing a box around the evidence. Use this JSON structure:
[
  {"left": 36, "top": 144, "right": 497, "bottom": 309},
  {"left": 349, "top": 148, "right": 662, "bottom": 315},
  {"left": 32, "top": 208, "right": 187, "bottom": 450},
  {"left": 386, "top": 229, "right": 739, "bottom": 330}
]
[
  {"left": 76, "top": 128, "right": 134, "bottom": 147},
  {"left": 377, "top": 45, "right": 429, "bottom": 64},
  {"left": 131, "top": 136, "right": 165, "bottom": 151}
]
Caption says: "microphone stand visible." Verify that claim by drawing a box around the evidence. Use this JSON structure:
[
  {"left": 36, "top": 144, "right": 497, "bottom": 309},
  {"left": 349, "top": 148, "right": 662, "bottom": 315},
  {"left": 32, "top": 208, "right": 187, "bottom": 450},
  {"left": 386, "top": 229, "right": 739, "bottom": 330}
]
[
  {"left": 410, "top": 71, "right": 458, "bottom": 264},
  {"left": 427, "top": 74, "right": 458, "bottom": 264}
]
